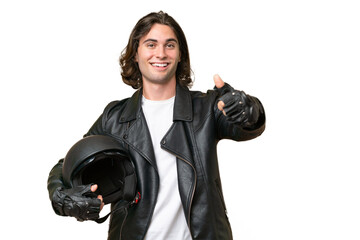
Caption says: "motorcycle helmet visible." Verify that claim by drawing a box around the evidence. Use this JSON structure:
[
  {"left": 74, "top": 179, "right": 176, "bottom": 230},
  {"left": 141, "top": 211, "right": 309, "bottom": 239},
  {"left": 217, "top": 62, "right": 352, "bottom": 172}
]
[{"left": 62, "top": 135, "right": 137, "bottom": 205}]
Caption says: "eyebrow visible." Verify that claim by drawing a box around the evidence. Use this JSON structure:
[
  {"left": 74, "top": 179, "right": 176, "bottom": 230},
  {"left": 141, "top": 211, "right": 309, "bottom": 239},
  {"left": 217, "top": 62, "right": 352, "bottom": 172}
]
[{"left": 143, "top": 38, "right": 178, "bottom": 44}]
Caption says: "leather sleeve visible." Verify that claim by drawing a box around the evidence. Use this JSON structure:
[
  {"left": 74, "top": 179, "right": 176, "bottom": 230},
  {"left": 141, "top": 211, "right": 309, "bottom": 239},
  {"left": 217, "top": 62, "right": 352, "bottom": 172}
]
[{"left": 47, "top": 159, "right": 65, "bottom": 215}]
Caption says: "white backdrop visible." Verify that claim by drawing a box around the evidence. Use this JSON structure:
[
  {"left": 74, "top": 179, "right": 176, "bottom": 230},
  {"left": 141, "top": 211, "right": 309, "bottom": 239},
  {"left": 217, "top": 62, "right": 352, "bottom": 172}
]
[{"left": 1, "top": 0, "right": 359, "bottom": 239}]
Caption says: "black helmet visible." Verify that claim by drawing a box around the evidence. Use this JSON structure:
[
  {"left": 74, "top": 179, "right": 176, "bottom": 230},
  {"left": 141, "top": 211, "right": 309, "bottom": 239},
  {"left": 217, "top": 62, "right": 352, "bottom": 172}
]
[{"left": 62, "top": 135, "right": 137, "bottom": 205}]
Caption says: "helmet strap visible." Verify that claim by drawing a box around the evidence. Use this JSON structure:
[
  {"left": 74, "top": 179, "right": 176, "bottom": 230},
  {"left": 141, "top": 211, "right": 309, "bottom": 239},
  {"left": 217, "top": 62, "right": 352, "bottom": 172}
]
[{"left": 94, "top": 191, "right": 141, "bottom": 224}]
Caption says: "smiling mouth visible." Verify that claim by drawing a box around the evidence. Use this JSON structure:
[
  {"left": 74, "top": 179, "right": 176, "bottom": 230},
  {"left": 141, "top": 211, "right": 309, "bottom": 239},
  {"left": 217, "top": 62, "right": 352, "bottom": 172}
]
[{"left": 151, "top": 63, "right": 169, "bottom": 67}]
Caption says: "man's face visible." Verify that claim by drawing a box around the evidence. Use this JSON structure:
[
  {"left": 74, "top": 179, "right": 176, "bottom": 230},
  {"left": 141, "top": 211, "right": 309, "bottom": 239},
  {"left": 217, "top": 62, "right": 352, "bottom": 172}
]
[{"left": 136, "top": 24, "right": 181, "bottom": 86}]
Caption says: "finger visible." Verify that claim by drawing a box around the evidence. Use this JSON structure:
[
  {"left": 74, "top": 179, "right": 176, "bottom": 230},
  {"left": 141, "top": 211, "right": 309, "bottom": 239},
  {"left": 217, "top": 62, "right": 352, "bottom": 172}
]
[
  {"left": 213, "top": 74, "right": 225, "bottom": 89},
  {"left": 222, "top": 101, "right": 241, "bottom": 116},
  {"left": 217, "top": 100, "right": 225, "bottom": 111},
  {"left": 97, "top": 195, "right": 104, "bottom": 210},
  {"left": 91, "top": 184, "right": 98, "bottom": 192}
]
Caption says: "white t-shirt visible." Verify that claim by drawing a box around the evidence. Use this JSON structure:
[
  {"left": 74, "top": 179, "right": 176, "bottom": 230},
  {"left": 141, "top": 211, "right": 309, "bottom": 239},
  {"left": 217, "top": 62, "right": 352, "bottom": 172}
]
[{"left": 142, "top": 96, "right": 192, "bottom": 240}]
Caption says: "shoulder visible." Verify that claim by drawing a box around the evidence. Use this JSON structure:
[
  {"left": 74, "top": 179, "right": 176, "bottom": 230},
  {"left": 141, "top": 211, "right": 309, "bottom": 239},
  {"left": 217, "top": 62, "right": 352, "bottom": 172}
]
[
  {"left": 188, "top": 88, "right": 220, "bottom": 129},
  {"left": 189, "top": 88, "right": 219, "bottom": 110},
  {"left": 103, "top": 98, "right": 130, "bottom": 116}
]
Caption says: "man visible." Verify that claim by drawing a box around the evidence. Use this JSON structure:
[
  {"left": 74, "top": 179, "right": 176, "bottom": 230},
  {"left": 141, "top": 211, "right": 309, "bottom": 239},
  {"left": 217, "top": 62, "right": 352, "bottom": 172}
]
[{"left": 47, "top": 11, "right": 265, "bottom": 240}]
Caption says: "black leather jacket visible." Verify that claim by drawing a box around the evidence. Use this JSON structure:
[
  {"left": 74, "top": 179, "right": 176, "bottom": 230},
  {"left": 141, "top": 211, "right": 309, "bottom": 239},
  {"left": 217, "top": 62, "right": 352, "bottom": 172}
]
[{"left": 47, "top": 83, "right": 265, "bottom": 240}]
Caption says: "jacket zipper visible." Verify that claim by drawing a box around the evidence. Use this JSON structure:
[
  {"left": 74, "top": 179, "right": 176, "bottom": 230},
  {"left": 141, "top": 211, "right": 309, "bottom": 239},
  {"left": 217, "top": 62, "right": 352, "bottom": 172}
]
[{"left": 171, "top": 152, "right": 196, "bottom": 236}]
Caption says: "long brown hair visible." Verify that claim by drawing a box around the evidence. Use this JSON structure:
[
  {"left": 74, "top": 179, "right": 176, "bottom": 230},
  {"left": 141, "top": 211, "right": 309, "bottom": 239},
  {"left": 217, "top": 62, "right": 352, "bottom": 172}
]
[{"left": 119, "top": 11, "right": 193, "bottom": 89}]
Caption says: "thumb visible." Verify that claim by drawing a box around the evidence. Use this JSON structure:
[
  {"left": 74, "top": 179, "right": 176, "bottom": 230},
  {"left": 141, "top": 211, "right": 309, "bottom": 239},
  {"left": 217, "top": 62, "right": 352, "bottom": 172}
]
[
  {"left": 214, "top": 74, "right": 226, "bottom": 114},
  {"left": 91, "top": 184, "right": 98, "bottom": 192},
  {"left": 213, "top": 74, "right": 225, "bottom": 89}
]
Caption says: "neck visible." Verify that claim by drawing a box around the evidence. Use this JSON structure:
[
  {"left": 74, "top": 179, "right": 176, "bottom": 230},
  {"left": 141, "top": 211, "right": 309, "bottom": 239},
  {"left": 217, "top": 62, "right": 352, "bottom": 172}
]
[{"left": 142, "top": 79, "right": 176, "bottom": 101}]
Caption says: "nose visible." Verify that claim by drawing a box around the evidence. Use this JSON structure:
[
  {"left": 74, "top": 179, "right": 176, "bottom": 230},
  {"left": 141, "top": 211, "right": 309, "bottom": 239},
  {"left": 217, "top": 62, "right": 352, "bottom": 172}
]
[{"left": 156, "top": 46, "right": 167, "bottom": 59}]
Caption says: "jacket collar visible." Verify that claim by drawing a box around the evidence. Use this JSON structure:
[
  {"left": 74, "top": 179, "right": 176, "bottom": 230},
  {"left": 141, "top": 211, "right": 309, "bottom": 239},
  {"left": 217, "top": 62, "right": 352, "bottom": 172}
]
[{"left": 119, "top": 83, "right": 193, "bottom": 123}]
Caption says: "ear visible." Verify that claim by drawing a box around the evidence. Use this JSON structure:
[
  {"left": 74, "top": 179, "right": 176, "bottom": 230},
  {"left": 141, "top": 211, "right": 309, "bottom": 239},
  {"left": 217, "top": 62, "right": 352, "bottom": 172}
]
[{"left": 135, "top": 52, "right": 139, "bottom": 62}]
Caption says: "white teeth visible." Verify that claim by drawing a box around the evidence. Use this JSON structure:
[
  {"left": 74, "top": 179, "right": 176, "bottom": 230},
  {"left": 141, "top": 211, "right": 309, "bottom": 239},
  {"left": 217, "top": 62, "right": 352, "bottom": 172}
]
[{"left": 152, "top": 63, "right": 168, "bottom": 67}]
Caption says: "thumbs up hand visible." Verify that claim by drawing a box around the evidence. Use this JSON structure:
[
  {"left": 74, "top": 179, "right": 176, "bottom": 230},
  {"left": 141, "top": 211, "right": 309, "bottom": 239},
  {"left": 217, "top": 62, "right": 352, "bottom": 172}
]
[{"left": 214, "top": 74, "right": 261, "bottom": 126}]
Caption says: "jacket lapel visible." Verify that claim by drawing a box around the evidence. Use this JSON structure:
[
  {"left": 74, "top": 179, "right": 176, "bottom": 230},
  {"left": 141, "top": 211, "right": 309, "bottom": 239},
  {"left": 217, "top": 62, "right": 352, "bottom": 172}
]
[
  {"left": 165, "top": 84, "right": 194, "bottom": 165},
  {"left": 120, "top": 89, "right": 157, "bottom": 170},
  {"left": 173, "top": 84, "right": 193, "bottom": 122}
]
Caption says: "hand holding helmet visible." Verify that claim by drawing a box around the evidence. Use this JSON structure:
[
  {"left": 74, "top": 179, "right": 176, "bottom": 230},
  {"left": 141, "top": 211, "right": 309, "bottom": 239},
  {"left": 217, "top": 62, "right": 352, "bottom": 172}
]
[
  {"left": 55, "top": 135, "right": 139, "bottom": 223},
  {"left": 51, "top": 184, "right": 102, "bottom": 221}
]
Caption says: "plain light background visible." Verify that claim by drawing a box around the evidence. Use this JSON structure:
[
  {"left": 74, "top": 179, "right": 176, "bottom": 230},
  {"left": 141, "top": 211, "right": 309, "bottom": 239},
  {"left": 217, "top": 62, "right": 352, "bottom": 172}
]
[{"left": 1, "top": 0, "right": 359, "bottom": 239}]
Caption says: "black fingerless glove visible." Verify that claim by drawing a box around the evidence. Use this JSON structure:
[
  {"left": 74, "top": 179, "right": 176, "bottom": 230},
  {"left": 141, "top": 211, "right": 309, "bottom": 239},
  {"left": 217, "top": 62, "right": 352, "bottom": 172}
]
[
  {"left": 51, "top": 184, "right": 101, "bottom": 221},
  {"left": 216, "top": 83, "right": 262, "bottom": 127}
]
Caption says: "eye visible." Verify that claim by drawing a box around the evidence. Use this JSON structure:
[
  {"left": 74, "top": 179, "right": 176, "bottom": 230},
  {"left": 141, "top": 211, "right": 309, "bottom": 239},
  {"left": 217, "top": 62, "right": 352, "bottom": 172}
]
[
  {"left": 166, "top": 43, "right": 176, "bottom": 48},
  {"left": 146, "top": 43, "right": 156, "bottom": 48}
]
